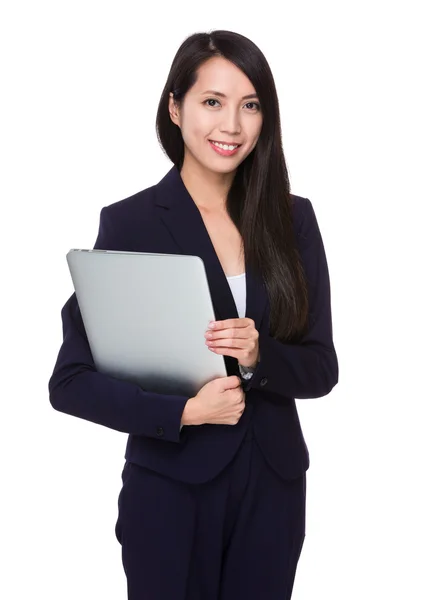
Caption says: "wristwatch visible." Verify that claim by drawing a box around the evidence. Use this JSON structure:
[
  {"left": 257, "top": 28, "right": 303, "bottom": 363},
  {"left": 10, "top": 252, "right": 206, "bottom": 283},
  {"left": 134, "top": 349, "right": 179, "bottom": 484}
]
[{"left": 238, "top": 363, "right": 256, "bottom": 380}]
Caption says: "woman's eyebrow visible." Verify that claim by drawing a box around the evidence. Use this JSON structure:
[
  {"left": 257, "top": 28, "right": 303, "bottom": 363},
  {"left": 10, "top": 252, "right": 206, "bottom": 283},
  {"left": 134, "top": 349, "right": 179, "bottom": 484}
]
[{"left": 201, "top": 90, "right": 259, "bottom": 100}]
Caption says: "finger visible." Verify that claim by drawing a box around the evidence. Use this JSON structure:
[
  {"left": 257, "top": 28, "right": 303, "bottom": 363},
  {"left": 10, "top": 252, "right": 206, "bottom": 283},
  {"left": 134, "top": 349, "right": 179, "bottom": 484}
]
[
  {"left": 208, "top": 338, "right": 257, "bottom": 351},
  {"left": 208, "top": 318, "right": 253, "bottom": 331},
  {"left": 207, "top": 328, "right": 250, "bottom": 341},
  {"left": 207, "top": 338, "right": 246, "bottom": 349},
  {"left": 208, "top": 347, "right": 242, "bottom": 360}
]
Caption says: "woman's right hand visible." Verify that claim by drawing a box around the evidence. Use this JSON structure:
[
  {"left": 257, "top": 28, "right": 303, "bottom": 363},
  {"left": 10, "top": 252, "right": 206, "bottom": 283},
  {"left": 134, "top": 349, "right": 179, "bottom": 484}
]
[{"left": 181, "top": 375, "right": 246, "bottom": 426}]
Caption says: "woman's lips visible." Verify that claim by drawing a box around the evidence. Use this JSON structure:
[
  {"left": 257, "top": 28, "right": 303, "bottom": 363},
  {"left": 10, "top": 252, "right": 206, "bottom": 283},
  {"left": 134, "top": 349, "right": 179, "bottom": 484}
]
[{"left": 208, "top": 140, "right": 241, "bottom": 157}]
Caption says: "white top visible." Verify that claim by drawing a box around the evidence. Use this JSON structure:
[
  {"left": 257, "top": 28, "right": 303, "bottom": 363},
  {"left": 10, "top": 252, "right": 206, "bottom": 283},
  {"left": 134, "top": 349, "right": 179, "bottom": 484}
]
[
  {"left": 225, "top": 273, "right": 255, "bottom": 380},
  {"left": 226, "top": 272, "right": 246, "bottom": 318}
]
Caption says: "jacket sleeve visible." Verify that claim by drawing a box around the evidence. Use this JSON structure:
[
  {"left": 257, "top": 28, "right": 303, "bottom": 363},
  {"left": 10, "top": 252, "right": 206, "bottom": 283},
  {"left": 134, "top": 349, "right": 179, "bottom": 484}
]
[
  {"left": 244, "top": 197, "right": 339, "bottom": 400},
  {"left": 48, "top": 206, "right": 190, "bottom": 443}
]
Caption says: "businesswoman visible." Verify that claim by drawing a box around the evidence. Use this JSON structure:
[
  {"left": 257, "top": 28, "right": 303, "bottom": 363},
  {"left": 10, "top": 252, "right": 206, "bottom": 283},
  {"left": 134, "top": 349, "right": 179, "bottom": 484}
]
[{"left": 49, "top": 30, "right": 339, "bottom": 599}]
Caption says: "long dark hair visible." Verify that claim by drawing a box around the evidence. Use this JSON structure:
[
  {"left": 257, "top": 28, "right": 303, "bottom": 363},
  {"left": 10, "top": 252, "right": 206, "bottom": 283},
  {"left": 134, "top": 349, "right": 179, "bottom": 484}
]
[{"left": 156, "top": 30, "right": 309, "bottom": 342}]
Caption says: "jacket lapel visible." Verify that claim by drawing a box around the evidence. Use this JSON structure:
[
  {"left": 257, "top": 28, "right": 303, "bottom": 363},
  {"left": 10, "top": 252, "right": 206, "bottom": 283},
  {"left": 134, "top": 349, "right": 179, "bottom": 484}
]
[{"left": 153, "top": 166, "right": 268, "bottom": 336}]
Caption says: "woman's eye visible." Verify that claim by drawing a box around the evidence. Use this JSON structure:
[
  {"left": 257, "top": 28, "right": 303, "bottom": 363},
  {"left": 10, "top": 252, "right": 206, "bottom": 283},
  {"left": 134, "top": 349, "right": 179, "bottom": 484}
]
[
  {"left": 204, "top": 99, "right": 220, "bottom": 107},
  {"left": 245, "top": 102, "right": 260, "bottom": 111}
]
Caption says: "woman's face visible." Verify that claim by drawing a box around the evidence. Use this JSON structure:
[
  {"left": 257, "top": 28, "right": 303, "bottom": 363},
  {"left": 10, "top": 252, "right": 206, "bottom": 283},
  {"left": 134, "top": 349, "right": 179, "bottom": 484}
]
[{"left": 169, "top": 56, "right": 263, "bottom": 176}]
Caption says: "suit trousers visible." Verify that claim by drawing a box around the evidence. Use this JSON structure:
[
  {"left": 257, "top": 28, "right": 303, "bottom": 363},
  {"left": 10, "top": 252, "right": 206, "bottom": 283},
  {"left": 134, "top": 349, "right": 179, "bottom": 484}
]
[{"left": 115, "top": 422, "right": 306, "bottom": 600}]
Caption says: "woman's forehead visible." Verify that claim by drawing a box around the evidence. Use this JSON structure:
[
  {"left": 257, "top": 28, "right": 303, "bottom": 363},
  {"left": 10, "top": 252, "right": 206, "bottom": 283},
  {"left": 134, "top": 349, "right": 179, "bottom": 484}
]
[{"left": 191, "top": 57, "right": 257, "bottom": 97}]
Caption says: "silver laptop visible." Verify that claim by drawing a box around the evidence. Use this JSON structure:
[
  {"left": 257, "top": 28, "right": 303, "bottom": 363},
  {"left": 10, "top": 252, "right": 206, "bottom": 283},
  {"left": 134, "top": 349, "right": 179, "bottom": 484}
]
[{"left": 66, "top": 249, "right": 227, "bottom": 397}]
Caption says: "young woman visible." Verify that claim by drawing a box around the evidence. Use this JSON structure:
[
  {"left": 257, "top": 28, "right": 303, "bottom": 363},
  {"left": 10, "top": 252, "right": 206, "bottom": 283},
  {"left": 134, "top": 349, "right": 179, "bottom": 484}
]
[{"left": 49, "top": 29, "right": 339, "bottom": 599}]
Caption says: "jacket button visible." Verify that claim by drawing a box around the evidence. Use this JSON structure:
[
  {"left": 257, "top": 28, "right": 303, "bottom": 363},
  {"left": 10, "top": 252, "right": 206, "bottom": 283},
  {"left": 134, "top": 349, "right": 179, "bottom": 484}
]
[
  {"left": 156, "top": 426, "right": 164, "bottom": 437},
  {"left": 260, "top": 377, "right": 268, "bottom": 386}
]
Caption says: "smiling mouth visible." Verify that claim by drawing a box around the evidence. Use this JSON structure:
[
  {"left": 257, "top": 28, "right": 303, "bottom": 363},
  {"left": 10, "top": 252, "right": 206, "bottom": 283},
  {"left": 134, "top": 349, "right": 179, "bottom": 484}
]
[{"left": 209, "top": 140, "right": 242, "bottom": 148}]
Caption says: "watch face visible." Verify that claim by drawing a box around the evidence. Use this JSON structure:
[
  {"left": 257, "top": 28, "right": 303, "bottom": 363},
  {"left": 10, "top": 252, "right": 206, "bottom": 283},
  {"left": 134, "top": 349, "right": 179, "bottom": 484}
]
[
  {"left": 241, "top": 371, "right": 253, "bottom": 380},
  {"left": 238, "top": 364, "right": 255, "bottom": 379}
]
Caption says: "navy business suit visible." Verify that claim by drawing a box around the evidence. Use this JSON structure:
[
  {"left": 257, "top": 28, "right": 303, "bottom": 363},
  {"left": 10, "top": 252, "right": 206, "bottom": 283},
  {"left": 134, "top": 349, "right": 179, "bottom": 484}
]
[{"left": 49, "top": 165, "right": 338, "bottom": 598}]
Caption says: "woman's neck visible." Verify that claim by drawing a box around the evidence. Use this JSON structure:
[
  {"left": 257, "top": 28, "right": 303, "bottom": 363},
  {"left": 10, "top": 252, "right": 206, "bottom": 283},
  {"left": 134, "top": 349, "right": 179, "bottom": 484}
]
[{"left": 180, "top": 158, "right": 236, "bottom": 213}]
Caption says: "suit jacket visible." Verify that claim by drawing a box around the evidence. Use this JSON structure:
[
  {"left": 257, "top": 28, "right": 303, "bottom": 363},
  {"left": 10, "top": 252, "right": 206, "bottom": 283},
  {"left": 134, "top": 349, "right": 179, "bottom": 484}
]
[{"left": 49, "top": 165, "right": 338, "bottom": 483}]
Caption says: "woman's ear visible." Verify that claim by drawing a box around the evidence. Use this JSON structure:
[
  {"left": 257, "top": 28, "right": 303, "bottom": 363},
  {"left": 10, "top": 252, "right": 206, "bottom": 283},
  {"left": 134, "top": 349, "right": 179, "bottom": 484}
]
[{"left": 168, "top": 92, "right": 180, "bottom": 127}]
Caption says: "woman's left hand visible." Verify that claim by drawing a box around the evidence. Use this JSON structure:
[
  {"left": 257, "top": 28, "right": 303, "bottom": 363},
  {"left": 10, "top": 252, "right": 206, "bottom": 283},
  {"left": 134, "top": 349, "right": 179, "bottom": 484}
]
[{"left": 204, "top": 318, "right": 260, "bottom": 368}]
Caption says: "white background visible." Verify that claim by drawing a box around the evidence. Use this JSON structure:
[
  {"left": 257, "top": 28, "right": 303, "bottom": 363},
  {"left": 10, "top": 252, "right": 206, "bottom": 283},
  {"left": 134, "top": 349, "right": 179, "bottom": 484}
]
[{"left": 1, "top": 1, "right": 423, "bottom": 598}]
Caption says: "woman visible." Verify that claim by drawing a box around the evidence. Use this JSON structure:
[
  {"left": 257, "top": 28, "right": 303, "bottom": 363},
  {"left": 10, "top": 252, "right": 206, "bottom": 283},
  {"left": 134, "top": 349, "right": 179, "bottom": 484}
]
[{"left": 49, "top": 29, "right": 339, "bottom": 599}]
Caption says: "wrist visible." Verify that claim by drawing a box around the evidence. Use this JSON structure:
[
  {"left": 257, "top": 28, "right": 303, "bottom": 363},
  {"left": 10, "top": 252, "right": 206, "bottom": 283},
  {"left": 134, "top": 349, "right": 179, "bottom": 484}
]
[
  {"left": 239, "top": 361, "right": 257, "bottom": 371},
  {"left": 239, "top": 351, "right": 260, "bottom": 371},
  {"left": 181, "top": 396, "right": 200, "bottom": 426}
]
